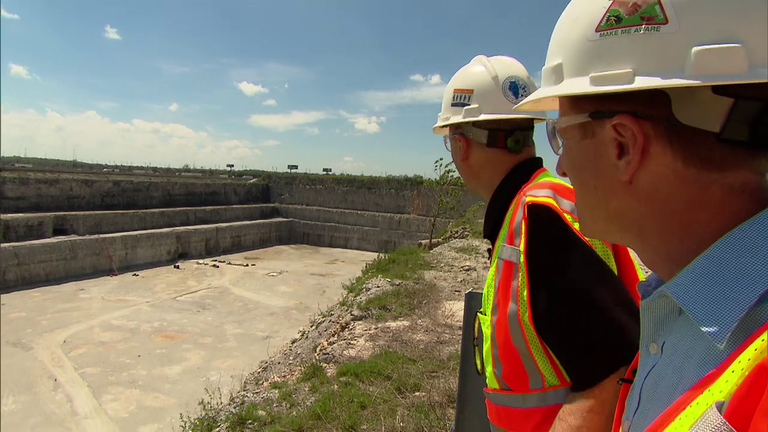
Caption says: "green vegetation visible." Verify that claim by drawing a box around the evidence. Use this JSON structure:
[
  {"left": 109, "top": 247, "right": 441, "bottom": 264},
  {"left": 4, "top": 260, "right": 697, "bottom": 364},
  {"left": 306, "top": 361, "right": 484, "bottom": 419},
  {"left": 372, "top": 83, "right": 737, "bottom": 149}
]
[
  {"left": 1, "top": 156, "right": 428, "bottom": 190},
  {"left": 425, "top": 157, "right": 465, "bottom": 246},
  {"left": 180, "top": 350, "right": 459, "bottom": 432},
  {"left": 435, "top": 201, "right": 485, "bottom": 241},
  {"left": 342, "top": 247, "right": 429, "bottom": 298},
  {"left": 177, "top": 243, "right": 459, "bottom": 431}
]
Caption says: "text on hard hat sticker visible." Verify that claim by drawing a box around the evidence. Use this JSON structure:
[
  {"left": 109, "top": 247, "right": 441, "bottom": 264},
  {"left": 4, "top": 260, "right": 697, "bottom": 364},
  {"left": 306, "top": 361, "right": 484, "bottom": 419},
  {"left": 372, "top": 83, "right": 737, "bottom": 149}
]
[
  {"left": 451, "top": 89, "right": 475, "bottom": 108},
  {"left": 588, "top": 0, "right": 678, "bottom": 41}
]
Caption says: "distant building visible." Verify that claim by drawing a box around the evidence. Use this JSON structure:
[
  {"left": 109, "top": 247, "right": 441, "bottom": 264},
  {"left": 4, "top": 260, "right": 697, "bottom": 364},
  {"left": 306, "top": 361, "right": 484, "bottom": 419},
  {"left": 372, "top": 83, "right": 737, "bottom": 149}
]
[{"left": 8, "top": 163, "right": 33, "bottom": 168}]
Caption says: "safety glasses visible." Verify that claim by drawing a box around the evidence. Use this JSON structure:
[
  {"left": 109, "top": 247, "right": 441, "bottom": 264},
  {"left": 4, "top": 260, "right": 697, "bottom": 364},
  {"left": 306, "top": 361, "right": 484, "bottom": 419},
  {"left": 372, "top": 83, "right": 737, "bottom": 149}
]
[
  {"left": 546, "top": 110, "right": 642, "bottom": 155},
  {"left": 443, "top": 132, "right": 463, "bottom": 152}
]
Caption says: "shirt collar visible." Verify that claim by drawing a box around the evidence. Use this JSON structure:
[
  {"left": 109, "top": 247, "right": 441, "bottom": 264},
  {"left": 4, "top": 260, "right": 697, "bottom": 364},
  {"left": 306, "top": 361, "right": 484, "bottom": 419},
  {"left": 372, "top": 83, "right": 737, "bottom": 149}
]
[
  {"left": 642, "top": 206, "right": 768, "bottom": 347},
  {"left": 482, "top": 157, "right": 544, "bottom": 247}
]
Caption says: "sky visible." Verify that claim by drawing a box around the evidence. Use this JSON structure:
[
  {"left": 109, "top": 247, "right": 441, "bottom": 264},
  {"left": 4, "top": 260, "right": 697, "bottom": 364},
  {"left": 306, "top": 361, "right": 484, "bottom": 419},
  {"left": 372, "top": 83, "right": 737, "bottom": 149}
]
[{"left": 0, "top": 0, "right": 570, "bottom": 177}]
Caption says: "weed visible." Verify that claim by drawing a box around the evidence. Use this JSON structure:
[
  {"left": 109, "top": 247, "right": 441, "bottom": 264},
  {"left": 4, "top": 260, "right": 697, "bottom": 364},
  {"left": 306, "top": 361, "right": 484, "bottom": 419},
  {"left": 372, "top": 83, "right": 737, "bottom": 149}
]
[
  {"left": 344, "top": 247, "right": 429, "bottom": 297},
  {"left": 298, "top": 361, "right": 328, "bottom": 385},
  {"left": 357, "top": 284, "right": 419, "bottom": 320}
]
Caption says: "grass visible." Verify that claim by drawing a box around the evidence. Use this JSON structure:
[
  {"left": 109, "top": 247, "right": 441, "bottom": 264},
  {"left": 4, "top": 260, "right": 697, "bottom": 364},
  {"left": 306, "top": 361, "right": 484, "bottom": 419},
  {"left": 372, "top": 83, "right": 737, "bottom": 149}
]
[
  {"left": 357, "top": 284, "right": 424, "bottom": 320},
  {"left": 178, "top": 245, "right": 458, "bottom": 432},
  {"left": 343, "top": 246, "right": 430, "bottom": 298},
  {"left": 180, "top": 349, "right": 460, "bottom": 432},
  {"left": 453, "top": 244, "right": 482, "bottom": 256}
]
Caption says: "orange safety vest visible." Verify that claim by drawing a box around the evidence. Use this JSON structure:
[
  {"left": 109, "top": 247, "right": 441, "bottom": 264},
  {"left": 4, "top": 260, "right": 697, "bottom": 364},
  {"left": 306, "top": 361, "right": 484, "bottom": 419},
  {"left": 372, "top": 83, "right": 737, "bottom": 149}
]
[
  {"left": 476, "top": 167, "right": 644, "bottom": 432},
  {"left": 612, "top": 322, "right": 767, "bottom": 432}
]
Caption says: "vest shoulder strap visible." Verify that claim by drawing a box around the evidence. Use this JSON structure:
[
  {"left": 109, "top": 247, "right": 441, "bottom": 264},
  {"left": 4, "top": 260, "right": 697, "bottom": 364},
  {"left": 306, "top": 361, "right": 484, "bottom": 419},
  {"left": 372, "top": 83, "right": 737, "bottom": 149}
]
[{"left": 650, "top": 322, "right": 768, "bottom": 431}]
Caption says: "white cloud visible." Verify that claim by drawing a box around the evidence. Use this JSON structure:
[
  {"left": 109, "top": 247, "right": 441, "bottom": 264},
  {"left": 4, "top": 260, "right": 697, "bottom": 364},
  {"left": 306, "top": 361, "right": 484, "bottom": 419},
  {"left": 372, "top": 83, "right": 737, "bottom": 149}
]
[
  {"left": 236, "top": 81, "right": 269, "bottom": 97},
  {"left": 258, "top": 139, "right": 281, "bottom": 146},
  {"left": 409, "top": 73, "right": 442, "bottom": 84},
  {"left": 262, "top": 99, "right": 278, "bottom": 106},
  {"left": 1, "top": 7, "right": 20, "bottom": 19},
  {"left": 104, "top": 25, "right": 121, "bottom": 40},
  {"left": 305, "top": 127, "right": 320, "bottom": 135},
  {"left": 168, "top": 103, "right": 179, "bottom": 112},
  {"left": 349, "top": 115, "right": 386, "bottom": 134},
  {"left": 339, "top": 156, "right": 365, "bottom": 169},
  {"left": 358, "top": 84, "right": 445, "bottom": 110},
  {"left": 247, "top": 110, "right": 328, "bottom": 132},
  {"left": 285, "top": 83, "right": 289, "bottom": 89},
  {"left": 8, "top": 62, "right": 30, "bottom": 79},
  {"left": 0, "top": 107, "right": 263, "bottom": 167},
  {"left": 428, "top": 74, "right": 442, "bottom": 85}
]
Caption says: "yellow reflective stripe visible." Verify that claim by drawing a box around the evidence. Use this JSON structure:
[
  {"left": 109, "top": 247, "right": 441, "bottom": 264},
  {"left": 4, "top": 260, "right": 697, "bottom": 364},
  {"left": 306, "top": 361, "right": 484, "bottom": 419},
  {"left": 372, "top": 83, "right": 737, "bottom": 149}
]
[
  {"left": 480, "top": 168, "right": 558, "bottom": 392},
  {"left": 507, "top": 204, "right": 547, "bottom": 390},
  {"left": 665, "top": 330, "right": 768, "bottom": 431},
  {"left": 519, "top": 195, "right": 572, "bottom": 387},
  {"left": 589, "top": 239, "right": 618, "bottom": 273}
]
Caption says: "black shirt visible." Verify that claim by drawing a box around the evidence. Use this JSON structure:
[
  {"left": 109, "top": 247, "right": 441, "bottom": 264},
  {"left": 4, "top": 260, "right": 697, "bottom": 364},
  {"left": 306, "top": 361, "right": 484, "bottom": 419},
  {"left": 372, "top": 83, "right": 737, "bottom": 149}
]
[{"left": 484, "top": 157, "right": 640, "bottom": 393}]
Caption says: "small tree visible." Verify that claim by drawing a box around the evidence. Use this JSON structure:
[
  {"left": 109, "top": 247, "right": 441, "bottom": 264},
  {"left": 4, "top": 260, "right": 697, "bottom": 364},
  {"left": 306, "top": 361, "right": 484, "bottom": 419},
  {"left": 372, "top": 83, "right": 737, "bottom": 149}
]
[{"left": 425, "top": 157, "right": 464, "bottom": 247}]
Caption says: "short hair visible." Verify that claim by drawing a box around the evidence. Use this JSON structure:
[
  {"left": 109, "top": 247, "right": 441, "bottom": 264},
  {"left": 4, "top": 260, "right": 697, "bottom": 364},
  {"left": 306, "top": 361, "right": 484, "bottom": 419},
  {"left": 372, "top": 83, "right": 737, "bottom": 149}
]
[{"left": 574, "top": 89, "right": 768, "bottom": 174}]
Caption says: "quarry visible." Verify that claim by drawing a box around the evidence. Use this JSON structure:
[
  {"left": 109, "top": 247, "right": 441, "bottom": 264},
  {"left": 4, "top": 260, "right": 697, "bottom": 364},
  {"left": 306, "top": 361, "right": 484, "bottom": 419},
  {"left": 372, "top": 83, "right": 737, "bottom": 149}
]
[{"left": 0, "top": 168, "right": 478, "bottom": 431}]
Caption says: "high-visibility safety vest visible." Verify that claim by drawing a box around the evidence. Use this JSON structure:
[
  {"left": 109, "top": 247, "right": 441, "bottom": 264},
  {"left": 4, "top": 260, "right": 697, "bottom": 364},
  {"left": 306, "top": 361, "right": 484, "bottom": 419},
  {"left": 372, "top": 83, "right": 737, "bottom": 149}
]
[
  {"left": 475, "top": 167, "right": 644, "bottom": 432},
  {"left": 612, "top": 323, "right": 767, "bottom": 432}
]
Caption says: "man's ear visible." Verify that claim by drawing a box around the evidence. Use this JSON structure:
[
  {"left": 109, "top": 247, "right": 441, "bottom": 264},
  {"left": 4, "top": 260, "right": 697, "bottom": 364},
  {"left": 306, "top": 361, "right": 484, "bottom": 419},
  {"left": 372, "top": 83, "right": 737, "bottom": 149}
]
[
  {"left": 456, "top": 135, "right": 473, "bottom": 162},
  {"left": 608, "top": 114, "right": 647, "bottom": 183}
]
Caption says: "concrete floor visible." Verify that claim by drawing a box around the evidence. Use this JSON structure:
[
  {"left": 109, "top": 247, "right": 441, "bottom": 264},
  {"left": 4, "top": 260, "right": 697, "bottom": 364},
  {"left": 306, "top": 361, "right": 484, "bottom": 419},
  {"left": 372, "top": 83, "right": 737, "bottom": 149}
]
[{"left": 1, "top": 245, "right": 377, "bottom": 432}]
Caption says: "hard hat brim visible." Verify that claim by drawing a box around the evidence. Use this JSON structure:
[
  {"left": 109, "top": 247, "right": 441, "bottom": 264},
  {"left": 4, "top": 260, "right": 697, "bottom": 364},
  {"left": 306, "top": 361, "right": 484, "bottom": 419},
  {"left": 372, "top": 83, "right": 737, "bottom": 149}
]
[{"left": 514, "top": 73, "right": 768, "bottom": 112}]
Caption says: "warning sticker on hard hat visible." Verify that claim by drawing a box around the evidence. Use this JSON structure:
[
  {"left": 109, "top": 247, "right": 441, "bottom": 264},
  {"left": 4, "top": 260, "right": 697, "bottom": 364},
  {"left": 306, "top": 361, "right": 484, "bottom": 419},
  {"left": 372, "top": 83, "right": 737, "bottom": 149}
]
[
  {"left": 588, "top": 0, "right": 678, "bottom": 41},
  {"left": 451, "top": 89, "right": 474, "bottom": 108}
]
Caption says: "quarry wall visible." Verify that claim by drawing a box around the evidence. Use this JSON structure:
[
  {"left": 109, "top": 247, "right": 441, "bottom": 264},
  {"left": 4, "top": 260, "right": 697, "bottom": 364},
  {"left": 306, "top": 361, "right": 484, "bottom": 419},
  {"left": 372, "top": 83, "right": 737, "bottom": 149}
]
[
  {"left": 0, "top": 174, "right": 271, "bottom": 213},
  {"left": 0, "top": 219, "right": 424, "bottom": 290},
  {"left": 0, "top": 205, "right": 447, "bottom": 243},
  {"left": 1, "top": 173, "right": 480, "bottom": 216},
  {"left": 0, "top": 171, "right": 473, "bottom": 290}
]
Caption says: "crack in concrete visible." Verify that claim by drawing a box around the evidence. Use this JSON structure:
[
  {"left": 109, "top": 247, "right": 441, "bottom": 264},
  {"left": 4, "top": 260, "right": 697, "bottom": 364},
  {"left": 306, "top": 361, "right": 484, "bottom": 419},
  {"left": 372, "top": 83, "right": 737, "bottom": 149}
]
[{"left": 31, "top": 285, "right": 227, "bottom": 432}]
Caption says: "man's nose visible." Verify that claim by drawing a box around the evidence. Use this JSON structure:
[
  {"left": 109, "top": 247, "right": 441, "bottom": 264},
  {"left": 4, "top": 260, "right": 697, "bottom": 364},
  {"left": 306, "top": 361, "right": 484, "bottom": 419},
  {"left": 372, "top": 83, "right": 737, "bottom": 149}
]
[{"left": 556, "top": 157, "right": 568, "bottom": 178}]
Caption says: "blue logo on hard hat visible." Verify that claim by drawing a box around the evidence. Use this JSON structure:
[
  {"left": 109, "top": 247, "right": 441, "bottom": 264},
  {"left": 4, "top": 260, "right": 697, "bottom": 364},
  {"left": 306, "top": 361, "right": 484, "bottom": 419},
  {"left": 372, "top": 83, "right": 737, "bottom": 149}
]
[{"left": 502, "top": 76, "right": 530, "bottom": 105}]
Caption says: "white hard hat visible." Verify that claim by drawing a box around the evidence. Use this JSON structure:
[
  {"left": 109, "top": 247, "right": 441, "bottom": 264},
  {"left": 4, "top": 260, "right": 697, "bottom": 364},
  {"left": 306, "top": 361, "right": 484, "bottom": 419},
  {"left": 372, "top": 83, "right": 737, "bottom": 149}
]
[
  {"left": 515, "top": 0, "right": 768, "bottom": 133},
  {"left": 433, "top": 55, "right": 547, "bottom": 135}
]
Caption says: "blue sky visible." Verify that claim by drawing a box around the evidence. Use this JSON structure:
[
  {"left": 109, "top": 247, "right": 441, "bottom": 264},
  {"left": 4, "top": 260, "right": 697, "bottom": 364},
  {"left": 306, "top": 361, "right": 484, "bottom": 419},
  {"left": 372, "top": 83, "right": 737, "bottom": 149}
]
[{"left": 1, "top": 0, "right": 569, "bottom": 177}]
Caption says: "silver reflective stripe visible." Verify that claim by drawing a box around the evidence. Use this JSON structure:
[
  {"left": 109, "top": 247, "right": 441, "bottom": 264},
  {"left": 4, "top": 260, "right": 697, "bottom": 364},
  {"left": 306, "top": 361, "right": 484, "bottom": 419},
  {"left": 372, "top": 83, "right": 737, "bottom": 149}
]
[
  {"left": 483, "top": 386, "right": 570, "bottom": 409},
  {"left": 498, "top": 244, "right": 521, "bottom": 263},
  {"left": 690, "top": 401, "right": 736, "bottom": 432},
  {"left": 525, "top": 187, "right": 578, "bottom": 216}
]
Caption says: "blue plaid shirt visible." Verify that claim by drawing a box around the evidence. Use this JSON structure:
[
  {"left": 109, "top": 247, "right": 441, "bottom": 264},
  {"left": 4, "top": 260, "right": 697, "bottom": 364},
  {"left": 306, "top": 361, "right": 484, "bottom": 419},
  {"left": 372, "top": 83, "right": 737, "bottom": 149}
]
[{"left": 622, "top": 206, "right": 768, "bottom": 432}]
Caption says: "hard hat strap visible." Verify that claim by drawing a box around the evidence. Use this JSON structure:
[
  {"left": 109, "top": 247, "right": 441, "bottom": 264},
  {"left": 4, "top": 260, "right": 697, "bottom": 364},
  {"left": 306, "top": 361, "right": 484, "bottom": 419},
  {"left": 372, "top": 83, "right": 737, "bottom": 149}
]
[
  {"left": 461, "top": 124, "right": 534, "bottom": 154},
  {"left": 717, "top": 98, "right": 768, "bottom": 149}
]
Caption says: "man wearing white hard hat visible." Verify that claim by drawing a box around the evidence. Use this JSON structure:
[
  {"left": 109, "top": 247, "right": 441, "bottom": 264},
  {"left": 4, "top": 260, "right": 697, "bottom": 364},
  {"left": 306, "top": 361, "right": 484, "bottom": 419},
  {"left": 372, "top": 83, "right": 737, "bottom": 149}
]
[
  {"left": 514, "top": 0, "right": 768, "bottom": 430},
  {"left": 435, "top": 55, "right": 646, "bottom": 431}
]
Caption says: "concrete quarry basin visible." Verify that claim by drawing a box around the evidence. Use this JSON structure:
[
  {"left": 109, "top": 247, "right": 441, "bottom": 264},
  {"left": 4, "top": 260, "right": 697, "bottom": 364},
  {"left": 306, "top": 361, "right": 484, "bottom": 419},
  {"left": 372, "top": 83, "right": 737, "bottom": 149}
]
[
  {"left": 0, "top": 170, "right": 479, "bottom": 431},
  {"left": 1, "top": 245, "right": 378, "bottom": 432}
]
